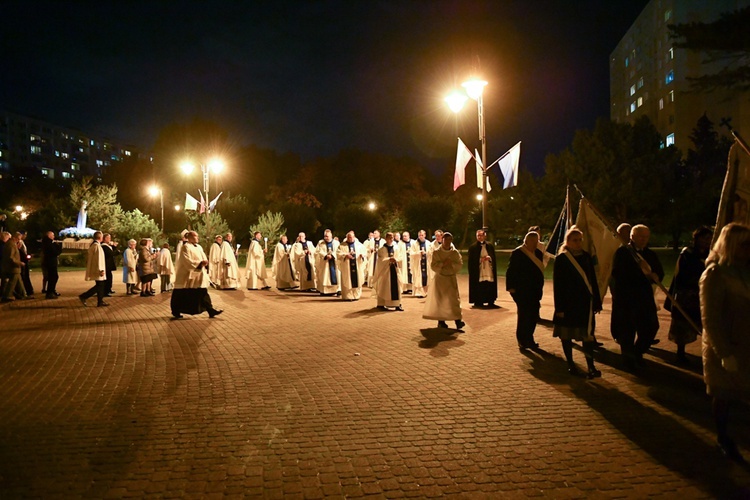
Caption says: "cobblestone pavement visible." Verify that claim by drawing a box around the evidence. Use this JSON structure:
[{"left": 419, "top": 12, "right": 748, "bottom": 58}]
[{"left": 1, "top": 270, "right": 749, "bottom": 499}]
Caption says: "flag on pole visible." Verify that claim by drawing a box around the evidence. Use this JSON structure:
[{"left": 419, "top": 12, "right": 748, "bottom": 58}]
[
  {"left": 199, "top": 190, "right": 206, "bottom": 214},
  {"left": 209, "top": 192, "right": 223, "bottom": 212},
  {"left": 498, "top": 141, "right": 521, "bottom": 189},
  {"left": 184, "top": 193, "right": 199, "bottom": 211},
  {"left": 475, "top": 149, "right": 491, "bottom": 192},
  {"left": 453, "top": 138, "right": 473, "bottom": 191},
  {"left": 714, "top": 142, "right": 750, "bottom": 242},
  {"left": 575, "top": 199, "right": 621, "bottom": 301}
]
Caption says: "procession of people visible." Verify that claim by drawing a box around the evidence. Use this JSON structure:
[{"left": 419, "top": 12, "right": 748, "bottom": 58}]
[{"left": 3, "top": 219, "right": 750, "bottom": 462}]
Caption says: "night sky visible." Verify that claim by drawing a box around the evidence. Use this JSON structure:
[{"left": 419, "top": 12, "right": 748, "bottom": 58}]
[{"left": 2, "top": 1, "right": 650, "bottom": 176}]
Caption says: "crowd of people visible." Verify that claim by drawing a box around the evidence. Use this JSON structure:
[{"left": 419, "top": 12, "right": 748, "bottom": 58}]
[{"left": 2, "top": 221, "right": 749, "bottom": 462}]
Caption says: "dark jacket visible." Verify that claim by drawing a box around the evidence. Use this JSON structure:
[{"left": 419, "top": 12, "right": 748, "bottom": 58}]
[
  {"left": 102, "top": 243, "right": 117, "bottom": 272},
  {"left": 2, "top": 240, "right": 22, "bottom": 275},
  {"left": 41, "top": 236, "right": 62, "bottom": 270},
  {"left": 553, "top": 250, "right": 602, "bottom": 328},
  {"left": 468, "top": 241, "right": 498, "bottom": 303},
  {"left": 610, "top": 244, "right": 664, "bottom": 337},
  {"left": 506, "top": 245, "right": 544, "bottom": 302}
]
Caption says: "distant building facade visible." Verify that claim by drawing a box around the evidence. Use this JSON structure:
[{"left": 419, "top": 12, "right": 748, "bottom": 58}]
[
  {"left": 0, "top": 109, "right": 143, "bottom": 182},
  {"left": 610, "top": 0, "right": 750, "bottom": 151}
]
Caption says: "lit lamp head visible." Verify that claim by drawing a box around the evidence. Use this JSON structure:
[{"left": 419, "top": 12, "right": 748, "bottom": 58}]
[
  {"left": 174, "top": 204, "right": 181, "bottom": 211},
  {"left": 148, "top": 185, "right": 160, "bottom": 197},
  {"left": 445, "top": 91, "right": 468, "bottom": 113},
  {"left": 368, "top": 202, "right": 377, "bottom": 211},
  {"left": 461, "top": 78, "right": 488, "bottom": 101},
  {"left": 208, "top": 158, "right": 224, "bottom": 173},
  {"left": 180, "top": 161, "right": 195, "bottom": 175},
  {"left": 476, "top": 194, "right": 483, "bottom": 201}
]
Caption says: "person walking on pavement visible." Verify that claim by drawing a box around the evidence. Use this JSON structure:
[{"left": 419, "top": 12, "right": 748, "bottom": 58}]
[
  {"left": 700, "top": 222, "right": 750, "bottom": 463},
  {"left": 79, "top": 231, "right": 108, "bottom": 307},
  {"left": 1, "top": 232, "right": 27, "bottom": 302},
  {"left": 170, "top": 230, "right": 223, "bottom": 319},
  {"left": 422, "top": 232, "right": 465, "bottom": 330},
  {"left": 506, "top": 231, "right": 545, "bottom": 350},
  {"left": 41, "top": 231, "right": 62, "bottom": 299},
  {"left": 101, "top": 233, "right": 117, "bottom": 296}
]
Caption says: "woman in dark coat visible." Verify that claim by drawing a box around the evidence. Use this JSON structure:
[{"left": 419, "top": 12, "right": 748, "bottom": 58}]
[
  {"left": 138, "top": 238, "right": 157, "bottom": 296},
  {"left": 553, "top": 227, "right": 603, "bottom": 378},
  {"left": 667, "top": 226, "right": 712, "bottom": 364}
]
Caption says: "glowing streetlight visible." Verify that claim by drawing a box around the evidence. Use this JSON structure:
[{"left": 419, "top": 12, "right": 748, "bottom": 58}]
[
  {"left": 180, "top": 157, "right": 225, "bottom": 215},
  {"left": 368, "top": 202, "right": 377, "bottom": 211},
  {"left": 476, "top": 194, "right": 483, "bottom": 201},
  {"left": 14, "top": 205, "right": 23, "bottom": 212},
  {"left": 148, "top": 185, "right": 164, "bottom": 232},
  {"left": 174, "top": 204, "right": 181, "bottom": 211},
  {"left": 447, "top": 76, "right": 489, "bottom": 231}
]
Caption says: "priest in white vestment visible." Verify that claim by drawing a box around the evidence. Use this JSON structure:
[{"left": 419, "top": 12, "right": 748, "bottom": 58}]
[
  {"left": 246, "top": 231, "right": 270, "bottom": 290},
  {"left": 220, "top": 233, "right": 241, "bottom": 289},
  {"left": 157, "top": 243, "right": 175, "bottom": 293},
  {"left": 272, "top": 234, "right": 298, "bottom": 290},
  {"left": 293, "top": 232, "right": 317, "bottom": 291},
  {"left": 208, "top": 235, "right": 225, "bottom": 287},
  {"left": 315, "top": 229, "right": 340, "bottom": 296},
  {"left": 336, "top": 231, "right": 366, "bottom": 301},
  {"left": 411, "top": 230, "right": 430, "bottom": 298},
  {"left": 373, "top": 232, "right": 403, "bottom": 311},
  {"left": 171, "top": 231, "right": 222, "bottom": 319},
  {"left": 399, "top": 231, "right": 414, "bottom": 294},
  {"left": 175, "top": 229, "right": 188, "bottom": 270},
  {"left": 422, "top": 232, "right": 464, "bottom": 330},
  {"left": 365, "top": 229, "right": 383, "bottom": 289}
]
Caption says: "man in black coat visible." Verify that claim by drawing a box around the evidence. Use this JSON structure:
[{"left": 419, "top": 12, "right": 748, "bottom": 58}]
[
  {"left": 41, "top": 231, "right": 63, "bottom": 299},
  {"left": 506, "top": 231, "right": 545, "bottom": 349},
  {"left": 102, "top": 233, "right": 117, "bottom": 296},
  {"left": 610, "top": 224, "right": 664, "bottom": 368},
  {"left": 468, "top": 229, "right": 498, "bottom": 308}
]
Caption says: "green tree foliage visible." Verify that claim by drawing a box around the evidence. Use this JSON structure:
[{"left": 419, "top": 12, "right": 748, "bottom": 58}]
[
  {"left": 669, "top": 7, "right": 750, "bottom": 92},
  {"left": 331, "top": 203, "right": 381, "bottom": 241},
  {"left": 217, "top": 195, "right": 256, "bottom": 238},
  {"left": 249, "top": 211, "right": 286, "bottom": 246},
  {"left": 116, "top": 209, "right": 162, "bottom": 246},
  {"left": 191, "top": 212, "right": 230, "bottom": 251},
  {"left": 69, "top": 177, "right": 123, "bottom": 234}
]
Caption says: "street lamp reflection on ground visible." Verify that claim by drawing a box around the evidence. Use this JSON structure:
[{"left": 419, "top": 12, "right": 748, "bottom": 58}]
[
  {"left": 148, "top": 185, "right": 164, "bottom": 232},
  {"left": 447, "top": 77, "right": 489, "bottom": 231},
  {"left": 180, "top": 157, "right": 225, "bottom": 214}
]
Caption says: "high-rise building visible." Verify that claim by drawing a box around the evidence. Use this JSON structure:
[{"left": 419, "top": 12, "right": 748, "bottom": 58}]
[
  {"left": 0, "top": 109, "right": 143, "bottom": 182},
  {"left": 610, "top": 0, "right": 750, "bottom": 151}
]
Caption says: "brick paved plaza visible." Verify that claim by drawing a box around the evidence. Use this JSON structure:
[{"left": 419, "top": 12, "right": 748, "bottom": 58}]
[{"left": 1, "top": 270, "right": 749, "bottom": 498}]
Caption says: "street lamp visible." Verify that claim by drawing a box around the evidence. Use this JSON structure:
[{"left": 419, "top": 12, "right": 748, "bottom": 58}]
[
  {"left": 180, "top": 157, "right": 225, "bottom": 214},
  {"left": 367, "top": 202, "right": 377, "bottom": 211},
  {"left": 447, "top": 77, "right": 489, "bottom": 231},
  {"left": 148, "top": 185, "right": 164, "bottom": 232},
  {"left": 174, "top": 204, "right": 181, "bottom": 212}
]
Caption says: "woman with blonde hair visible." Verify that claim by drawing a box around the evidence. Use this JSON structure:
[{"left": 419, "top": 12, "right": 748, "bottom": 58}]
[
  {"left": 700, "top": 222, "right": 750, "bottom": 462},
  {"left": 552, "top": 227, "right": 602, "bottom": 378}
]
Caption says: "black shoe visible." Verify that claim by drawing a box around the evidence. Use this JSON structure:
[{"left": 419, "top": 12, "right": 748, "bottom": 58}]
[
  {"left": 172, "top": 313, "right": 184, "bottom": 319},
  {"left": 455, "top": 320, "right": 465, "bottom": 330},
  {"left": 568, "top": 365, "right": 583, "bottom": 377},
  {"left": 105, "top": 293, "right": 114, "bottom": 297},
  {"left": 377, "top": 305, "right": 388, "bottom": 311},
  {"left": 208, "top": 309, "right": 223, "bottom": 318},
  {"left": 650, "top": 339, "right": 660, "bottom": 346},
  {"left": 79, "top": 296, "right": 87, "bottom": 307},
  {"left": 718, "top": 437, "right": 746, "bottom": 463},
  {"left": 54, "top": 291, "right": 61, "bottom": 296},
  {"left": 587, "top": 367, "right": 602, "bottom": 379},
  {"left": 395, "top": 305, "right": 404, "bottom": 311},
  {"left": 594, "top": 341, "right": 604, "bottom": 347},
  {"left": 261, "top": 286, "right": 271, "bottom": 290},
  {"left": 97, "top": 302, "right": 110, "bottom": 307},
  {"left": 148, "top": 291, "right": 156, "bottom": 296},
  {"left": 438, "top": 321, "right": 449, "bottom": 328},
  {"left": 46, "top": 294, "right": 59, "bottom": 300}
]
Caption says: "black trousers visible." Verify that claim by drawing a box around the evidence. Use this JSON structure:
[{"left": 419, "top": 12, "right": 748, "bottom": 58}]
[
  {"left": 81, "top": 280, "right": 106, "bottom": 304},
  {"left": 618, "top": 326, "right": 658, "bottom": 358},
  {"left": 45, "top": 266, "right": 59, "bottom": 295},
  {"left": 513, "top": 296, "right": 540, "bottom": 347},
  {"left": 105, "top": 270, "right": 114, "bottom": 293}
]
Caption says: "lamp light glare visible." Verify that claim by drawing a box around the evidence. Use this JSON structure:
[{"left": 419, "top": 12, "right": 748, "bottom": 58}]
[
  {"left": 174, "top": 204, "right": 181, "bottom": 211},
  {"left": 180, "top": 161, "right": 195, "bottom": 175},
  {"left": 208, "top": 158, "right": 224, "bottom": 173},
  {"left": 368, "top": 202, "right": 376, "bottom": 211},
  {"left": 461, "top": 78, "right": 488, "bottom": 100},
  {"left": 445, "top": 91, "right": 468, "bottom": 113},
  {"left": 148, "top": 185, "right": 160, "bottom": 197}
]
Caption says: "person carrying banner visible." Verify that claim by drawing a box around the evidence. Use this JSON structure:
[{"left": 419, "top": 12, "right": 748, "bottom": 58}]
[
  {"left": 553, "top": 227, "right": 602, "bottom": 378},
  {"left": 506, "top": 231, "right": 545, "bottom": 349},
  {"left": 610, "top": 224, "right": 664, "bottom": 369}
]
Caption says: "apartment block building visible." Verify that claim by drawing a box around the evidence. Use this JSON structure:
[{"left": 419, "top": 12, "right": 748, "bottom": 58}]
[{"left": 610, "top": 0, "right": 750, "bottom": 151}]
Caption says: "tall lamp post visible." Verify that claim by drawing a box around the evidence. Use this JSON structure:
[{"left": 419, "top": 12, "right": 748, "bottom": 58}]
[
  {"left": 446, "top": 77, "right": 489, "bottom": 231},
  {"left": 180, "top": 158, "right": 224, "bottom": 215},
  {"left": 148, "top": 185, "right": 164, "bottom": 232}
]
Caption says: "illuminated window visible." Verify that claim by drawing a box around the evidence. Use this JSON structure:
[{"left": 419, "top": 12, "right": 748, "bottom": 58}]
[
  {"left": 90, "top": 140, "right": 95, "bottom": 146},
  {"left": 637, "top": 97, "right": 643, "bottom": 107},
  {"left": 666, "top": 71, "right": 674, "bottom": 84},
  {"left": 666, "top": 133, "right": 675, "bottom": 146},
  {"left": 669, "top": 47, "right": 674, "bottom": 60},
  {"left": 78, "top": 147, "right": 84, "bottom": 153},
  {"left": 630, "top": 102, "right": 636, "bottom": 113},
  {"left": 61, "top": 152, "right": 69, "bottom": 159},
  {"left": 96, "top": 160, "right": 104, "bottom": 167},
  {"left": 625, "top": 57, "right": 629, "bottom": 68},
  {"left": 111, "top": 154, "right": 119, "bottom": 161},
  {"left": 665, "top": 9, "right": 672, "bottom": 21},
  {"left": 637, "top": 77, "right": 644, "bottom": 89},
  {"left": 41, "top": 168, "right": 49, "bottom": 176},
  {"left": 55, "top": 150, "right": 60, "bottom": 157},
  {"left": 630, "top": 85, "right": 636, "bottom": 96},
  {"left": 659, "top": 98, "right": 664, "bottom": 110},
  {"left": 30, "top": 134, "right": 41, "bottom": 142},
  {"left": 62, "top": 171, "right": 71, "bottom": 179},
  {"left": 669, "top": 90, "right": 675, "bottom": 102},
  {"left": 125, "top": 150, "right": 131, "bottom": 156},
  {"left": 30, "top": 145, "right": 41, "bottom": 154},
  {"left": 71, "top": 163, "right": 79, "bottom": 171}
]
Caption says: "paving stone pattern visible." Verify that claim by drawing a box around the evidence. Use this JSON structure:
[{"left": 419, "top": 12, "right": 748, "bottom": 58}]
[{"left": 0, "top": 270, "right": 749, "bottom": 498}]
